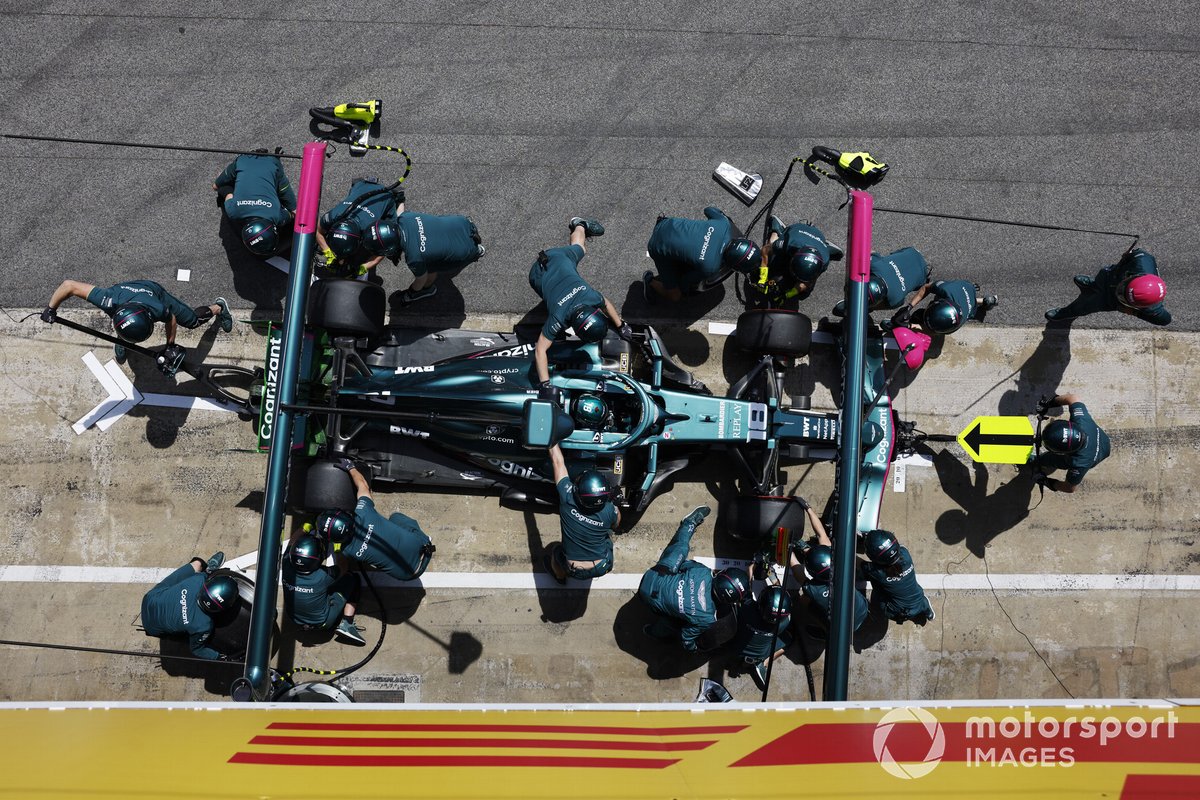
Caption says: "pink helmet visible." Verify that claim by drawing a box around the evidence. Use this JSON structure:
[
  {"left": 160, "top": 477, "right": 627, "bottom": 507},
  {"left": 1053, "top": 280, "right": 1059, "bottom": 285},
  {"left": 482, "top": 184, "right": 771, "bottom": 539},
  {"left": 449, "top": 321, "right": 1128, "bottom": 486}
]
[{"left": 1120, "top": 274, "right": 1166, "bottom": 308}]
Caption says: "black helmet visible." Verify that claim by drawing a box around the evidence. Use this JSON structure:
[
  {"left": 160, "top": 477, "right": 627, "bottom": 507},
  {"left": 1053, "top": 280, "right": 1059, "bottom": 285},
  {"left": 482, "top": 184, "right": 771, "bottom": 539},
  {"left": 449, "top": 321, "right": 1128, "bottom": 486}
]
[
  {"left": 790, "top": 247, "right": 825, "bottom": 282},
  {"left": 711, "top": 567, "right": 751, "bottom": 607},
  {"left": 758, "top": 586, "right": 792, "bottom": 622},
  {"left": 112, "top": 304, "right": 154, "bottom": 342},
  {"left": 723, "top": 238, "right": 762, "bottom": 275},
  {"left": 924, "top": 299, "right": 964, "bottom": 334},
  {"left": 864, "top": 529, "right": 902, "bottom": 566},
  {"left": 198, "top": 574, "right": 239, "bottom": 616},
  {"left": 316, "top": 509, "right": 354, "bottom": 546},
  {"left": 365, "top": 219, "right": 403, "bottom": 258},
  {"left": 241, "top": 219, "right": 279, "bottom": 255},
  {"left": 805, "top": 545, "right": 833, "bottom": 583},
  {"left": 289, "top": 533, "right": 327, "bottom": 574},
  {"left": 866, "top": 276, "right": 887, "bottom": 309},
  {"left": 572, "top": 393, "right": 609, "bottom": 429},
  {"left": 327, "top": 219, "right": 363, "bottom": 260},
  {"left": 573, "top": 470, "right": 612, "bottom": 511},
  {"left": 569, "top": 306, "right": 608, "bottom": 343},
  {"left": 1042, "top": 420, "right": 1087, "bottom": 454}
]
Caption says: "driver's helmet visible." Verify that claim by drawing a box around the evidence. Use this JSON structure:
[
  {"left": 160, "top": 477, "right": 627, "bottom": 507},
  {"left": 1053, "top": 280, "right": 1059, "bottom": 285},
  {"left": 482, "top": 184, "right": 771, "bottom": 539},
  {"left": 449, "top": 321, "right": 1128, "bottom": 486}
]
[
  {"left": 758, "top": 586, "right": 792, "bottom": 622},
  {"left": 924, "top": 299, "right": 964, "bottom": 334},
  {"left": 112, "top": 304, "right": 154, "bottom": 343},
  {"left": 573, "top": 470, "right": 612, "bottom": 511},
  {"left": 711, "top": 567, "right": 751, "bottom": 607},
  {"left": 241, "top": 219, "right": 279, "bottom": 255},
  {"left": 866, "top": 276, "right": 887, "bottom": 309},
  {"left": 289, "top": 533, "right": 327, "bottom": 574},
  {"left": 805, "top": 545, "right": 833, "bottom": 583},
  {"left": 572, "top": 393, "right": 609, "bottom": 429},
  {"left": 723, "top": 238, "right": 762, "bottom": 276},
  {"left": 1042, "top": 420, "right": 1087, "bottom": 454},
  {"left": 790, "top": 247, "right": 825, "bottom": 282},
  {"left": 569, "top": 305, "right": 608, "bottom": 343},
  {"left": 365, "top": 219, "right": 403, "bottom": 258},
  {"left": 864, "top": 529, "right": 902, "bottom": 566},
  {"left": 327, "top": 219, "right": 363, "bottom": 260},
  {"left": 198, "top": 574, "right": 239, "bottom": 616},
  {"left": 316, "top": 509, "right": 354, "bottom": 546},
  {"left": 1119, "top": 274, "right": 1166, "bottom": 309}
]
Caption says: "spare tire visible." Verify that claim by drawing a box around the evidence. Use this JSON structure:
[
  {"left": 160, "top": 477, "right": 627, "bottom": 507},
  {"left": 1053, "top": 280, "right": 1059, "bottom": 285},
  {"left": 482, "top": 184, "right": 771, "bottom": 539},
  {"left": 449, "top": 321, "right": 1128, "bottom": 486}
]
[
  {"left": 308, "top": 279, "right": 386, "bottom": 336},
  {"left": 725, "top": 495, "right": 807, "bottom": 543},
  {"left": 287, "top": 458, "right": 356, "bottom": 514},
  {"left": 735, "top": 309, "right": 812, "bottom": 358}
]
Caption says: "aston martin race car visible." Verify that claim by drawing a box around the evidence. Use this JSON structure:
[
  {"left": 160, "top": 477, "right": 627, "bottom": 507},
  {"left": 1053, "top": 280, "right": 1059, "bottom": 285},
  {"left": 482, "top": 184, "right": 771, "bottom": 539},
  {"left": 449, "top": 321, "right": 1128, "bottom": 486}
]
[{"left": 250, "top": 280, "right": 902, "bottom": 541}]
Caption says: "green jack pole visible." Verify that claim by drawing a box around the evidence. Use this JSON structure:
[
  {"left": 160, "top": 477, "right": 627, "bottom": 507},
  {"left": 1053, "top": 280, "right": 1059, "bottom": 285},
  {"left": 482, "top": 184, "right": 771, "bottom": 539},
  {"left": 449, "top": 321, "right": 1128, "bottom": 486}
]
[
  {"left": 824, "top": 188, "right": 873, "bottom": 701},
  {"left": 241, "top": 141, "right": 327, "bottom": 701}
]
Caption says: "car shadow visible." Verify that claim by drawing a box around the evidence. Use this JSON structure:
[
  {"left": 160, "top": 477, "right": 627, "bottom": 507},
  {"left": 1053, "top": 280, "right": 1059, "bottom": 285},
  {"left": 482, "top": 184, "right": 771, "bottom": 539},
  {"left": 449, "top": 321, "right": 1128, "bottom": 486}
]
[
  {"left": 523, "top": 510, "right": 590, "bottom": 623},
  {"left": 933, "top": 450, "right": 1037, "bottom": 558},
  {"left": 617, "top": 278, "right": 727, "bottom": 327}
]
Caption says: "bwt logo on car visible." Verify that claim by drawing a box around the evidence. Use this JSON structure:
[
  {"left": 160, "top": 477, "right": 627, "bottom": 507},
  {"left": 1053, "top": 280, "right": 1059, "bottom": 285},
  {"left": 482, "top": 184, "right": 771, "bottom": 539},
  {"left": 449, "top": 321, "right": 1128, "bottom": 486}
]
[
  {"left": 395, "top": 365, "right": 434, "bottom": 374},
  {"left": 698, "top": 226, "right": 715, "bottom": 260},
  {"left": 259, "top": 337, "right": 283, "bottom": 442}
]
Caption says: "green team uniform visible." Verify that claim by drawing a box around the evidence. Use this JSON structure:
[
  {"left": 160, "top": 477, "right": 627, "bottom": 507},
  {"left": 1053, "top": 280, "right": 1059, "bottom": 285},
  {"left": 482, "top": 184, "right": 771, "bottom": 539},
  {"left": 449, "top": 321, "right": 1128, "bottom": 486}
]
[
  {"left": 872, "top": 247, "right": 929, "bottom": 309},
  {"left": 527, "top": 245, "right": 605, "bottom": 340},
  {"left": 647, "top": 207, "right": 733, "bottom": 291},
  {"left": 731, "top": 600, "right": 792, "bottom": 664},
  {"left": 86, "top": 280, "right": 201, "bottom": 328},
  {"left": 140, "top": 563, "right": 220, "bottom": 660},
  {"left": 345, "top": 497, "right": 435, "bottom": 581},
  {"left": 555, "top": 476, "right": 617, "bottom": 579},
  {"left": 753, "top": 222, "right": 833, "bottom": 302},
  {"left": 802, "top": 583, "right": 869, "bottom": 632},
  {"left": 215, "top": 154, "right": 296, "bottom": 226},
  {"left": 931, "top": 279, "right": 980, "bottom": 321},
  {"left": 395, "top": 211, "right": 482, "bottom": 276},
  {"left": 859, "top": 547, "right": 934, "bottom": 623},
  {"left": 637, "top": 515, "right": 716, "bottom": 651},
  {"left": 281, "top": 558, "right": 358, "bottom": 630},
  {"left": 1030, "top": 402, "right": 1111, "bottom": 485},
  {"left": 320, "top": 180, "right": 399, "bottom": 237},
  {"left": 1049, "top": 249, "right": 1171, "bottom": 325}
]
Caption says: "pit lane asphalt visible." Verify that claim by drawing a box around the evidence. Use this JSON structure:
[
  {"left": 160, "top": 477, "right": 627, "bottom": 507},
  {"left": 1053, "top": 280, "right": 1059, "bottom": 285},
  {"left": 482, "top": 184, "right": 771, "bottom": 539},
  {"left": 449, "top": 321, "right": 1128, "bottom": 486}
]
[{"left": 0, "top": 2, "right": 1197, "bottom": 703}]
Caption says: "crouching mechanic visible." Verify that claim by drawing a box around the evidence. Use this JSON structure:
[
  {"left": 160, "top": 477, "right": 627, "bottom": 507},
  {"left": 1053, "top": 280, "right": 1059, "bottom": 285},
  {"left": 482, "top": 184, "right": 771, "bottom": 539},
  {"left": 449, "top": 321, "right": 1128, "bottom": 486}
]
[
  {"left": 751, "top": 215, "right": 840, "bottom": 303},
  {"left": 42, "top": 279, "right": 232, "bottom": 366},
  {"left": 529, "top": 217, "right": 631, "bottom": 392},
  {"left": 859, "top": 529, "right": 934, "bottom": 625},
  {"left": 1046, "top": 247, "right": 1170, "bottom": 325},
  {"left": 543, "top": 443, "right": 620, "bottom": 583},
  {"left": 789, "top": 501, "right": 869, "bottom": 637},
  {"left": 643, "top": 207, "right": 761, "bottom": 304},
  {"left": 638, "top": 506, "right": 750, "bottom": 651},
  {"left": 315, "top": 178, "right": 404, "bottom": 276},
  {"left": 833, "top": 247, "right": 931, "bottom": 317},
  {"left": 730, "top": 586, "right": 793, "bottom": 691},
  {"left": 365, "top": 203, "right": 485, "bottom": 305},
  {"left": 318, "top": 460, "right": 436, "bottom": 581},
  {"left": 140, "top": 551, "right": 237, "bottom": 660},
  {"left": 282, "top": 528, "right": 366, "bottom": 646},
  {"left": 900, "top": 278, "right": 998, "bottom": 336},
  {"left": 213, "top": 152, "right": 297, "bottom": 256},
  {"left": 1029, "top": 393, "right": 1111, "bottom": 493}
]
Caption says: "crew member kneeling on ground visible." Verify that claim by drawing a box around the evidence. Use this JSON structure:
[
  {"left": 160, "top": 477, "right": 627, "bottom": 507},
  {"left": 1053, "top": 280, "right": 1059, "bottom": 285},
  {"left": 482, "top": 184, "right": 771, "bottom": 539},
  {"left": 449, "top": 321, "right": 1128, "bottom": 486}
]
[
  {"left": 730, "top": 586, "right": 793, "bottom": 691},
  {"left": 642, "top": 206, "right": 761, "bottom": 304},
  {"left": 543, "top": 443, "right": 620, "bottom": 583},
  {"left": 365, "top": 201, "right": 485, "bottom": 305},
  {"left": 140, "top": 551, "right": 236, "bottom": 660},
  {"left": 752, "top": 215, "right": 839, "bottom": 304},
  {"left": 282, "top": 526, "right": 366, "bottom": 646},
  {"left": 789, "top": 500, "right": 869, "bottom": 637},
  {"left": 1029, "top": 393, "right": 1111, "bottom": 493},
  {"left": 213, "top": 152, "right": 297, "bottom": 256},
  {"left": 858, "top": 529, "right": 935, "bottom": 625}
]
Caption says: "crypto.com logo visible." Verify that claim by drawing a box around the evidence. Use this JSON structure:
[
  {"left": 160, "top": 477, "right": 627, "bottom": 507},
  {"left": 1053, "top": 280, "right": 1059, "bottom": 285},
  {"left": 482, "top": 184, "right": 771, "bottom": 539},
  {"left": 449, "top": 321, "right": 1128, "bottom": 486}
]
[{"left": 872, "top": 707, "right": 946, "bottom": 779}]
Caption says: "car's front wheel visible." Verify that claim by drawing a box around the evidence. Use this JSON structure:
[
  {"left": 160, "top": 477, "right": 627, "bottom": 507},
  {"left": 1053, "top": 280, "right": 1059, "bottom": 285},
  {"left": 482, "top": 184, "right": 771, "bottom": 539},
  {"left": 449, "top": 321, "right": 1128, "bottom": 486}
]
[
  {"left": 308, "top": 279, "right": 386, "bottom": 336},
  {"left": 735, "top": 309, "right": 812, "bottom": 358}
]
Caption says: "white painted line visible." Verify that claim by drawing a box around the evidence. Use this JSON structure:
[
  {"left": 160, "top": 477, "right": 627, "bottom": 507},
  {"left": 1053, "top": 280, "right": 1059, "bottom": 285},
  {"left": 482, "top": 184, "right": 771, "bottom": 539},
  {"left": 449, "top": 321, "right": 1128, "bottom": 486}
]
[
  {"left": 73, "top": 352, "right": 126, "bottom": 434},
  {"left": 897, "top": 453, "right": 934, "bottom": 467},
  {"left": 707, "top": 322, "right": 737, "bottom": 336},
  {"left": 96, "top": 359, "right": 143, "bottom": 431},
  {"left": 140, "top": 393, "right": 242, "bottom": 414},
  {"left": 176, "top": 268, "right": 191, "bottom": 282},
  {"left": 4, "top": 563, "right": 1200, "bottom": 593}
]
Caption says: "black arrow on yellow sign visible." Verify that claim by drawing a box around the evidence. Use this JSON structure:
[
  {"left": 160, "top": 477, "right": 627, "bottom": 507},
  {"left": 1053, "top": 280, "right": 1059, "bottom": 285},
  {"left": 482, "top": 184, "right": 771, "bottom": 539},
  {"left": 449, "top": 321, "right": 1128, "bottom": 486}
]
[{"left": 962, "top": 422, "right": 1036, "bottom": 454}]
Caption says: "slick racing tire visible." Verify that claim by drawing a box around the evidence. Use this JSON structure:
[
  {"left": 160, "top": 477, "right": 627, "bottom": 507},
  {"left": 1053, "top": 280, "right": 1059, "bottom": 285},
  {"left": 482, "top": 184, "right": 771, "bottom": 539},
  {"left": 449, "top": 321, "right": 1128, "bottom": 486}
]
[
  {"left": 735, "top": 309, "right": 812, "bottom": 358},
  {"left": 308, "top": 278, "right": 386, "bottom": 336},
  {"left": 206, "top": 571, "right": 279, "bottom": 660},
  {"left": 287, "top": 458, "right": 357, "bottom": 514},
  {"left": 725, "top": 495, "right": 807, "bottom": 543}
]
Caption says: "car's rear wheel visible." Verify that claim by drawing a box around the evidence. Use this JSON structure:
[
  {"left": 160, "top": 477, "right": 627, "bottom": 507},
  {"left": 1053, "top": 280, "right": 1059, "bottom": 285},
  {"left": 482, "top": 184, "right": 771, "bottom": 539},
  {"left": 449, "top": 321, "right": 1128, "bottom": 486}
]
[
  {"left": 725, "top": 495, "right": 807, "bottom": 543},
  {"left": 287, "top": 458, "right": 356, "bottom": 514},
  {"left": 735, "top": 309, "right": 812, "bottom": 358},
  {"left": 308, "top": 279, "right": 386, "bottom": 336}
]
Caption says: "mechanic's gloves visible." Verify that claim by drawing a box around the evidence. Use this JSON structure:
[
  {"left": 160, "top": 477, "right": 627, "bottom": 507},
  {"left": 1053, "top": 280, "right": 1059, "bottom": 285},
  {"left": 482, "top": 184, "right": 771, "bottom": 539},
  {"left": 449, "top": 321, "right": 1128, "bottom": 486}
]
[
  {"left": 796, "top": 497, "right": 811, "bottom": 510},
  {"left": 1037, "top": 394, "right": 1055, "bottom": 416},
  {"left": 538, "top": 380, "right": 561, "bottom": 403},
  {"left": 320, "top": 248, "right": 337, "bottom": 266},
  {"left": 683, "top": 505, "right": 711, "bottom": 528},
  {"left": 155, "top": 344, "right": 187, "bottom": 376},
  {"left": 40, "top": 307, "right": 57, "bottom": 324},
  {"left": 393, "top": 188, "right": 406, "bottom": 205},
  {"left": 333, "top": 457, "right": 356, "bottom": 474},
  {"left": 617, "top": 322, "right": 635, "bottom": 343}
]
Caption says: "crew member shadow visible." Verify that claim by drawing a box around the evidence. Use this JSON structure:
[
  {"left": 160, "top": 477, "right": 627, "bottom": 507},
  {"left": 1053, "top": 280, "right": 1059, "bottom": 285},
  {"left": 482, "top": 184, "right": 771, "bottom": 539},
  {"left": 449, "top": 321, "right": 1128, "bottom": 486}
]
[
  {"left": 611, "top": 596, "right": 711, "bottom": 680},
  {"left": 157, "top": 635, "right": 248, "bottom": 696},
  {"left": 996, "top": 323, "right": 1073, "bottom": 416},
  {"left": 618, "top": 277, "right": 727, "bottom": 328},
  {"left": 932, "top": 449, "right": 1036, "bottom": 557},
  {"left": 524, "top": 510, "right": 591, "bottom": 623},
  {"left": 387, "top": 275, "right": 466, "bottom": 331},
  {"left": 124, "top": 324, "right": 223, "bottom": 449},
  {"left": 218, "top": 215, "right": 288, "bottom": 321}
]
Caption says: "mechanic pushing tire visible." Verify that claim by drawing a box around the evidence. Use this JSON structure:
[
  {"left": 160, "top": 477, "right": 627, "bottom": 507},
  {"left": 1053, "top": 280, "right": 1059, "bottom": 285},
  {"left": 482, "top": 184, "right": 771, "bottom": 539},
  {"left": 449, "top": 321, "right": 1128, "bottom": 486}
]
[
  {"left": 726, "top": 495, "right": 807, "bottom": 543},
  {"left": 205, "top": 571, "right": 280, "bottom": 659},
  {"left": 287, "top": 459, "right": 357, "bottom": 514},
  {"left": 308, "top": 278, "right": 386, "bottom": 336},
  {"left": 736, "top": 309, "right": 812, "bottom": 358}
]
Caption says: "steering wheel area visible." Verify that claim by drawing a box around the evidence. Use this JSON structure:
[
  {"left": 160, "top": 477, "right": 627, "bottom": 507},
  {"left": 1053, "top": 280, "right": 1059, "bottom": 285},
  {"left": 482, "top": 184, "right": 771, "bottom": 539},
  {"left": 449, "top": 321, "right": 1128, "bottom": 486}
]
[{"left": 556, "top": 370, "right": 655, "bottom": 452}]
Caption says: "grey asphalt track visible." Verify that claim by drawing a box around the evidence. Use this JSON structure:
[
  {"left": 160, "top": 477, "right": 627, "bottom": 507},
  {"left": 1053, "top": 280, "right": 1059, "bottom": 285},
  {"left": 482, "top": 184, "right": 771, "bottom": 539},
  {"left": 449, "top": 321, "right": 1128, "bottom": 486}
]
[{"left": 1, "top": 1, "right": 1195, "bottom": 329}]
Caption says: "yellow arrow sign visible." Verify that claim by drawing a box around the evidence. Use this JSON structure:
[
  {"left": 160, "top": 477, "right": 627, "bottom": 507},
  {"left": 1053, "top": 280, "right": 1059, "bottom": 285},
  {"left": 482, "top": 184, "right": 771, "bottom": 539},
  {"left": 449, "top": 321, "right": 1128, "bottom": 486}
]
[{"left": 957, "top": 416, "right": 1036, "bottom": 464}]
